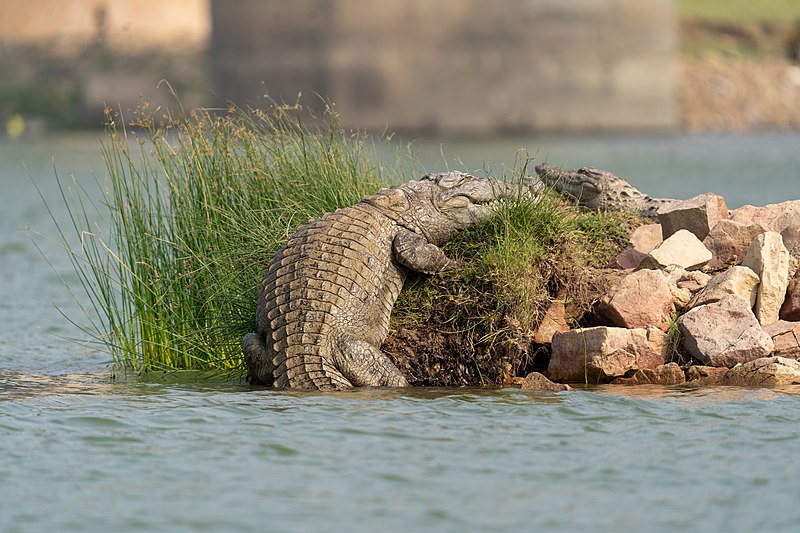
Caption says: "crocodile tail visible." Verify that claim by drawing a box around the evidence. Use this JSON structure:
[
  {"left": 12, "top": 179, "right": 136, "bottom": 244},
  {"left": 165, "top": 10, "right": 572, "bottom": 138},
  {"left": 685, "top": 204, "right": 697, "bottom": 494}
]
[{"left": 273, "top": 337, "right": 353, "bottom": 390}]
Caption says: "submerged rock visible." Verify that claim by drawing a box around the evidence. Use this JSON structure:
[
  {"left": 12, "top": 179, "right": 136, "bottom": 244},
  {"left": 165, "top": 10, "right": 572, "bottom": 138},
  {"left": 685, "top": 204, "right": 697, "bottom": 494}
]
[
  {"left": 520, "top": 372, "right": 571, "bottom": 392},
  {"left": 679, "top": 295, "right": 774, "bottom": 367}
]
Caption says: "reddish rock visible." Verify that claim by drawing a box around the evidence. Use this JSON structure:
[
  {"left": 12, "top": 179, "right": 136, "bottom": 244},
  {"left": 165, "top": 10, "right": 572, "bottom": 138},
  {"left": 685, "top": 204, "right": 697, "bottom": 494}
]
[
  {"left": 597, "top": 269, "right": 675, "bottom": 331},
  {"left": 780, "top": 269, "right": 800, "bottom": 321},
  {"left": 702, "top": 219, "right": 765, "bottom": 271},
  {"left": 610, "top": 224, "right": 664, "bottom": 269},
  {"left": 640, "top": 229, "right": 713, "bottom": 270},
  {"left": 612, "top": 363, "right": 686, "bottom": 385},
  {"left": 533, "top": 298, "right": 570, "bottom": 344},
  {"left": 763, "top": 320, "right": 800, "bottom": 358},
  {"left": 742, "top": 231, "right": 790, "bottom": 325},
  {"left": 657, "top": 192, "right": 729, "bottom": 240},
  {"left": 730, "top": 200, "right": 800, "bottom": 233},
  {"left": 520, "top": 372, "right": 571, "bottom": 392},
  {"left": 679, "top": 295, "right": 774, "bottom": 367},
  {"left": 547, "top": 326, "right": 669, "bottom": 383},
  {"left": 609, "top": 247, "right": 648, "bottom": 270}
]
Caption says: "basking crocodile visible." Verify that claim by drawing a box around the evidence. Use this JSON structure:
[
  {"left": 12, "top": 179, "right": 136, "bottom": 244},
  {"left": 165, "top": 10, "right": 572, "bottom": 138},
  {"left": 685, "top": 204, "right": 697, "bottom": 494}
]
[
  {"left": 243, "top": 172, "right": 537, "bottom": 390},
  {"left": 535, "top": 163, "right": 677, "bottom": 219}
]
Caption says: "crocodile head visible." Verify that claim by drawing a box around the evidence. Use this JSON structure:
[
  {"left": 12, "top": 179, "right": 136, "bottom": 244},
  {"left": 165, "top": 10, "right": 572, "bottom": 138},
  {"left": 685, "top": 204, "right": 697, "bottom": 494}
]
[
  {"left": 366, "top": 171, "right": 536, "bottom": 244},
  {"left": 535, "top": 163, "right": 606, "bottom": 209}
]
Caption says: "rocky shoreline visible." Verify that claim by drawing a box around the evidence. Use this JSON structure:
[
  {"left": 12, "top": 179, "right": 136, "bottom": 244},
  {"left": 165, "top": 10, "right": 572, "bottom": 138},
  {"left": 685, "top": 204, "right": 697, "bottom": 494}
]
[{"left": 520, "top": 189, "right": 800, "bottom": 391}]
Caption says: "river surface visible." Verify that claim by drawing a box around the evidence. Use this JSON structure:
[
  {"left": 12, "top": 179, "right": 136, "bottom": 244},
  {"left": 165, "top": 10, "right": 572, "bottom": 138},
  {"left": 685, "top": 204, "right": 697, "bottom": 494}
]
[{"left": 1, "top": 132, "right": 800, "bottom": 532}]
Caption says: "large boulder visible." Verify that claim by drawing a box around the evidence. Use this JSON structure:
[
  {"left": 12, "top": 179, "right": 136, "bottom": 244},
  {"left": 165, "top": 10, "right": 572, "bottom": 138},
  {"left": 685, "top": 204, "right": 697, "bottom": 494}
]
[
  {"left": 762, "top": 320, "right": 800, "bottom": 358},
  {"left": 687, "top": 265, "right": 759, "bottom": 309},
  {"left": 640, "top": 229, "right": 712, "bottom": 270},
  {"left": 702, "top": 219, "right": 765, "bottom": 271},
  {"left": 741, "top": 231, "right": 790, "bottom": 325},
  {"left": 688, "top": 357, "right": 800, "bottom": 387},
  {"left": 730, "top": 200, "right": 800, "bottom": 234},
  {"left": 597, "top": 269, "right": 675, "bottom": 331},
  {"left": 679, "top": 295, "right": 774, "bottom": 367},
  {"left": 657, "top": 192, "right": 729, "bottom": 240},
  {"left": 547, "top": 326, "right": 669, "bottom": 383}
]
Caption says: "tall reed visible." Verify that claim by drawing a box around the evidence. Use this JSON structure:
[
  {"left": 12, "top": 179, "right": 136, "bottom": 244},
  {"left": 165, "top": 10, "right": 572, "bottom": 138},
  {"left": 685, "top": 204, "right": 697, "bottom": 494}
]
[{"left": 55, "top": 102, "right": 390, "bottom": 373}]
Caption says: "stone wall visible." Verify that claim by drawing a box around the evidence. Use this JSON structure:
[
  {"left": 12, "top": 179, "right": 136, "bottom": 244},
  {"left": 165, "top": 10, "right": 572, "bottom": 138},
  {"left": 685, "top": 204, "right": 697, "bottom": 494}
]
[
  {"left": 0, "top": 0, "right": 209, "bottom": 52},
  {"left": 211, "top": 0, "right": 677, "bottom": 134}
]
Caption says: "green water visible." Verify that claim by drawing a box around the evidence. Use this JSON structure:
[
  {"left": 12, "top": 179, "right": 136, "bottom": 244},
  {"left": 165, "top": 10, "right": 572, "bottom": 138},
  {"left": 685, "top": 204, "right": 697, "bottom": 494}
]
[{"left": 1, "top": 132, "right": 800, "bottom": 532}]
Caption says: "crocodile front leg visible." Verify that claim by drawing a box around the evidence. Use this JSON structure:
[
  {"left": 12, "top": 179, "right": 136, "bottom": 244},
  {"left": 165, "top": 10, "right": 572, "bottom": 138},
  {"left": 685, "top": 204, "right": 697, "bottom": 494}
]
[{"left": 393, "top": 231, "right": 461, "bottom": 274}]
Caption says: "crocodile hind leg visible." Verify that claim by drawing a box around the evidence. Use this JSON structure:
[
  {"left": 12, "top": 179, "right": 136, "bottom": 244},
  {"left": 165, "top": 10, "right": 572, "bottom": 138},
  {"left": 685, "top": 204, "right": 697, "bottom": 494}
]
[
  {"left": 242, "top": 332, "right": 275, "bottom": 386},
  {"left": 333, "top": 337, "right": 409, "bottom": 387}
]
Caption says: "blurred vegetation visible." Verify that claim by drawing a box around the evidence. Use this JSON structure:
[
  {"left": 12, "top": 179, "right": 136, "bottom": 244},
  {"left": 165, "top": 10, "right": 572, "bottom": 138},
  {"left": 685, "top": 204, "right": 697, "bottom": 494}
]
[{"left": 679, "top": 0, "right": 800, "bottom": 58}]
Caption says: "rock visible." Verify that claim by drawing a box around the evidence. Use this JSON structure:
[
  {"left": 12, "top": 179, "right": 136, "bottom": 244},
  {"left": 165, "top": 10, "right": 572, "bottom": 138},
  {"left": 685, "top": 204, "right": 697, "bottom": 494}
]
[
  {"left": 612, "top": 362, "right": 686, "bottom": 385},
  {"left": 730, "top": 200, "right": 800, "bottom": 233},
  {"left": 780, "top": 269, "right": 800, "bottom": 321},
  {"left": 547, "top": 326, "right": 669, "bottom": 383},
  {"left": 702, "top": 219, "right": 765, "bottom": 271},
  {"left": 781, "top": 226, "right": 800, "bottom": 257},
  {"left": 678, "top": 295, "right": 774, "bottom": 367},
  {"left": 640, "top": 229, "right": 713, "bottom": 270},
  {"left": 630, "top": 223, "right": 663, "bottom": 253},
  {"left": 610, "top": 224, "right": 664, "bottom": 270},
  {"left": 657, "top": 192, "right": 729, "bottom": 240},
  {"left": 687, "top": 265, "right": 760, "bottom": 309},
  {"left": 664, "top": 265, "right": 712, "bottom": 290},
  {"left": 597, "top": 269, "right": 675, "bottom": 331},
  {"left": 609, "top": 247, "right": 648, "bottom": 270},
  {"left": 533, "top": 298, "right": 570, "bottom": 344},
  {"left": 698, "top": 357, "right": 800, "bottom": 387},
  {"left": 763, "top": 320, "right": 800, "bottom": 358},
  {"left": 520, "top": 372, "right": 571, "bottom": 391},
  {"left": 685, "top": 365, "right": 728, "bottom": 383},
  {"left": 662, "top": 265, "right": 710, "bottom": 308},
  {"left": 741, "top": 231, "right": 790, "bottom": 325}
]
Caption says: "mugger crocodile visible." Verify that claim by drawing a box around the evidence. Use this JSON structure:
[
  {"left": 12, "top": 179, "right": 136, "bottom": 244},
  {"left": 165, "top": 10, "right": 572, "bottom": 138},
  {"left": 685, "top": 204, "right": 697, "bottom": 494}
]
[
  {"left": 243, "top": 172, "right": 542, "bottom": 390},
  {"left": 535, "top": 163, "right": 677, "bottom": 219}
]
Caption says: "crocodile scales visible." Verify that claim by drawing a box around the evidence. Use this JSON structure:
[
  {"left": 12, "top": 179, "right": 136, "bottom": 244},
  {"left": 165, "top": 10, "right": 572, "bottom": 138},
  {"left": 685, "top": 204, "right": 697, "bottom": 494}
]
[{"left": 242, "top": 172, "right": 535, "bottom": 390}]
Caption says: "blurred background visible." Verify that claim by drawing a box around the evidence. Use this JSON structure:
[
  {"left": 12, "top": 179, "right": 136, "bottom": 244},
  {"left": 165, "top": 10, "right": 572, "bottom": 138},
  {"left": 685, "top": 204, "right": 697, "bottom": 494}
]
[{"left": 2, "top": 0, "right": 800, "bottom": 137}]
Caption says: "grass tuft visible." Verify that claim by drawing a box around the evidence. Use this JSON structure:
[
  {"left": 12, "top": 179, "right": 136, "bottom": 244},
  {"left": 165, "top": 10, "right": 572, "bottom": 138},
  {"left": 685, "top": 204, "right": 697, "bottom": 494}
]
[{"left": 49, "top": 100, "right": 393, "bottom": 374}]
